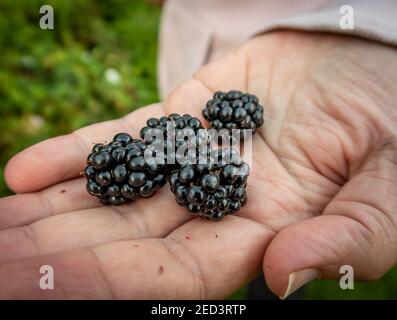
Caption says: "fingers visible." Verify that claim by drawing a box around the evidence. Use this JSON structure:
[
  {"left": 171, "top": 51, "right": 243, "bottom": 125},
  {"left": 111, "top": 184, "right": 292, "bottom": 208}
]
[
  {"left": 0, "top": 178, "right": 100, "bottom": 230},
  {"left": 194, "top": 47, "right": 248, "bottom": 93},
  {"left": 0, "top": 215, "right": 272, "bottom": 299},
  {"left": 264, "top": 215, "right": 376, "bottom": 299},
  {"left": 0, "top": 135, "right": 312, "bottom": 264},
  {"left": 0, "top": 187, "right": 191, "bottom": 264},
  {"left": 264, "top": 145, "right": 397, "bottom": 298},
  {"left": 5, "top": 103, "right": 164, "bottom": 193},
  {"left": 164, "top": 78, "right": 212, "bottom": 123},
  {"left": 163, "top": 44, "right": 251, "bottom": 119}
]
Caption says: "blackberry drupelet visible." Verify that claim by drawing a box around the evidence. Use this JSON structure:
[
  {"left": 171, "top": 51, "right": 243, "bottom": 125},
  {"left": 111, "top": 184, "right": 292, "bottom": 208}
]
[
  {"left": 168, "top": 147, "right": 250, "bottom": 220},
  {"left": 85, "top": 133, "right": 167, "bottom": 206},
  {"left": 139, "top": 113, "right": 205, "bottom": 169},
  {"left": 202, "top": 90, "right": 264, "bottom": 136}
]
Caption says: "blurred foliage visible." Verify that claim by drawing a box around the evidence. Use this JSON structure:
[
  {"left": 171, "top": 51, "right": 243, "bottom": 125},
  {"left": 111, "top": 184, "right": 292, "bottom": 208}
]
[
  {"left": 0, "top": 0, "right": 160, "bottom": 196},
  {"left": 306, "top": 267, "right": 397, "bottom": 299},
  {"left": 0, "top": 0, "right": 396, "bottom": 300}
]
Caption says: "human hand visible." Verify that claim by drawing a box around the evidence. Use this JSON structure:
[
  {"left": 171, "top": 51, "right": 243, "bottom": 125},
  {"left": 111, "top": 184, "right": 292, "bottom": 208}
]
[{"left": 1, "top": 31, "right": 397, "bottom": 299}]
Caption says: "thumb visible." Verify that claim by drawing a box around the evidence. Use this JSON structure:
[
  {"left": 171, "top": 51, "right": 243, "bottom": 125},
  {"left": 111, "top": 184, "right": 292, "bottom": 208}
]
[{"left": 263, "top": 146, "right": 397, "bottom": 298}]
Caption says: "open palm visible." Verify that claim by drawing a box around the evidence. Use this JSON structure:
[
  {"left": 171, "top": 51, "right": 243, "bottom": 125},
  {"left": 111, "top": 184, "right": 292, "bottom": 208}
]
[{"left": 1, "top": 31, "right": 397, "bottom": 299}]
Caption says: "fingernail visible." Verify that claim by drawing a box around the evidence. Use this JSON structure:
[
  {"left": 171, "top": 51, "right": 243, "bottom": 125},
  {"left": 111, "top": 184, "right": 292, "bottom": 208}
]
[{"left": 279, "top": 268, "right": 320, "bottom": 300}]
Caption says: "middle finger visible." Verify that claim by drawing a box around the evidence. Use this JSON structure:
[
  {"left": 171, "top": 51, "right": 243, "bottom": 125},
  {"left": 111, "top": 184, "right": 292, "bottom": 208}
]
[{"left": 0, "top": 186, "right": 191, "bottom": 264}]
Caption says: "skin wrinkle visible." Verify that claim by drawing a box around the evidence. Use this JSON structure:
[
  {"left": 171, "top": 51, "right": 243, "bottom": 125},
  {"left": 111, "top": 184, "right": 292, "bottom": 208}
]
[
  {"left": 249, "top": 139, "right": 313, "bottom": 220},
  {"left": 109, "top": 205, "right": 145, "bottom": 239},
  {"left": 101, "top": 185, "right": 193, "bottom": 239},
  {"left": 71, "top": 131, "right": 92, "bottom": 155},
  {"left": 263, "top": 191, "right": 304, "bottom": 225},
  {"left": 299, "top": 217, "right": 371, "bottom": 265},
  {"left": 46, "top": 133, "right": 89, "bottom": 183},
  {"left": 289, "top": 107, "right": 347, "bottom": 181},
  {"left": 325, "top": 198, "right": 388, "bottom": 243},
  {"left": 19, "top": 178, "right": 101, "bottom": 224},
  {"left": 311, "top": 79, "right": 370, "bottom": 179},
  {"left": 339, "top": 217, "right": 390, "bottom": 280},
  {"left": 284, "top": 156, "right": 342, "bottom": 202},
  {"left": 300, "top": 80, "right": 353, "bottom": 176},
  {"left": 335, "top": 83, "right": 386, "bottom": 142},
  {"left": 88, "top": 247, "right": 117, "bottom": 300},
  {"left": 282, "top": 162, "right": 339, "bottom": 212},
  {"left": 300, "top": 145, "right": 346, "bottom": 187},
  {"left": 235, "top": 214, "right": 277, "bottom": 235},
  {"left": 308, "top": 230, "right": 348, "bottom": 263},
  {"left": 35, "top": 191, "right": 53, "bottom": 219},
  {"left": 352, "top": 147, "right": 397, "bottom": 230},
  {"left": 256, "top": 141, "right": 321, "bottom": 224},
  {"left": 258, "top": 129, "right": 307, "bottom": 199},
  {"left": 254, "top": 185, "right": 312, "bottom": 229},
  {"left": 344, "top": 51, "right": 395, "bottom": 119},
  {"left": 22, "top": 224, "right": 40, "bottom": 257},
  {"left": 361, "top": 171, "right": 397, "bottom": 184},
  {"left": 284, "top": 108, "right": 349, "bottom": 182},
  {"left": 370, "top": 138, "right": 397, "bottom": 174},
  {"left": 160, "top": 238, "right": 208, "bottom": 299},
  {"left": 266, "top": 180, "right": 309, "bottom": 218},
  {"left": 111, "top": 190, "right": 191, "bottom": 239},
  {"left": 283, "top": 160, "right": 339, "bottom": 200},
  {"left": 343, "top": 197, "right": 396, "bottom": 241},
  {"left": 193, "top": 74, "right": 215, "bottom": 95},
  {"left": 123, "top": 103, "right": 165, "bottom": 129},
  {"left": 360, "top": 199, "right": 397, "bottom": 242},
  {"left": 162, "top": 212, "right": 195, "bottom": 238},
  {"left": 334, "top": 221, "right": 372, "bottom": 265},
  {"left": 284, "top": 126, "right": 345, "bottom": 188},
  {"left": 119, "top": 116, "right": 138, "bottom": 135},
  {"left": 332, "top": 75, "right": 386, "bottom": 139},
  {"left": 287, "top": 133, "right": 323, "bottom": 177}
]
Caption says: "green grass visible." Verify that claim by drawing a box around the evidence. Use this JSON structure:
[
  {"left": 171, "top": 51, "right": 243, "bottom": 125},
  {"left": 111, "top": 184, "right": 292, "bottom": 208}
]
[
  {"left": 0, "top": 0, "right": 396, "bottom": 300},
  {"left": 306, "top": 267, "right": 397, "bottom": 299},
  {"left": 0, "top": 0, "right": 160, "bottom": 196}
]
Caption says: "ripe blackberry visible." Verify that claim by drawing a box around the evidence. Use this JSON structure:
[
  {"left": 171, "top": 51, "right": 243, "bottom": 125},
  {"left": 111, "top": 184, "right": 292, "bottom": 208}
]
[
  {"left": 202, "top": 90, "right": 264, "bottom": 136},
  {"left": 168, "top": 147, "right": 250, "bottom": 220},
  {"left": 85, "top": 133, "right": 167, "bottom": 206},
  {"left": 139, "top": 113, "right": 206, "bottom": 169}
]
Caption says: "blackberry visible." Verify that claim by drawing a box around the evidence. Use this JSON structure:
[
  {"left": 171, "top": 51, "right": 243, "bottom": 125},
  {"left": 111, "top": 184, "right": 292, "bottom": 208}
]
[
  {"left": 202, "top": 90, "right": 264, "bottom": 137},
  {"left": 85, "top": 133, "right": 167, "bottom": 206},
  {"left": 139, "top": 113, "right": 206, "bottom": 169},
  {"left": 168, "top": 147, "right": 250, "bottom": 220}
]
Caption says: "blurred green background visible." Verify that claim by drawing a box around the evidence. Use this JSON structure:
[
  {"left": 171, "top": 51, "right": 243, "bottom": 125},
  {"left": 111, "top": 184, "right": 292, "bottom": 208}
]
[{"left": 0, "top": 0, "right": 396, "bottom": 300}]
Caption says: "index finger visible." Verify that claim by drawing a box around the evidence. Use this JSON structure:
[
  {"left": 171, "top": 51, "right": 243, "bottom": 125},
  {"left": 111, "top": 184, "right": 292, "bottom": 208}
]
[
  {"left": 0, "top": 215, "right": 272, "bottom": 299},
  {"left": 4, "top": 104, "right": 164, "bottom": 193}
]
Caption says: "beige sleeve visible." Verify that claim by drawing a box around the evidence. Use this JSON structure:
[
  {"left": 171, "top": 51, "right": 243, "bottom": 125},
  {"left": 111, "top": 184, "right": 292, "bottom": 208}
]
[
  {"left": 158, "top": 0, "right": 397, "bottom": 98},
  {"left": 255, "top": 0, "right": 397, "bottom": 46}
]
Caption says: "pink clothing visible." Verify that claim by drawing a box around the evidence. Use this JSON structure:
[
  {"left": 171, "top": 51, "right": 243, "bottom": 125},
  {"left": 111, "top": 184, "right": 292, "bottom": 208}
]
[{"left": 158, "top": 0, "right": 397, "bottom": 98}]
